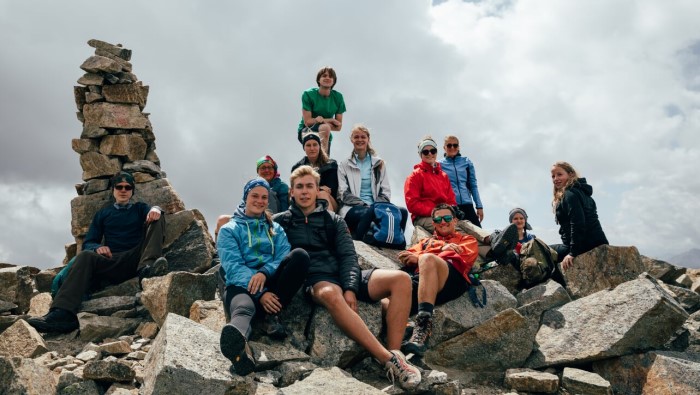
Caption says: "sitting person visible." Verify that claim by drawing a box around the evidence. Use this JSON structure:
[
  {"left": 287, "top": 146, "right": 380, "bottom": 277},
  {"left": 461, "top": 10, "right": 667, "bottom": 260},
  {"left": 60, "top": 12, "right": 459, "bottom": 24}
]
[
  {"left": 28, "top": 171, "right": 167, "bottom": 333},
  {"left": 214, "top": 155, "right": 290, "bottom": 241},
  {"left": 509, "top": 207, "right": 535, "bottom": 244},
  {"left": 503, "top": 207, "right": 559, "bottom": 287},
  {"left": 297, "top": 66, "right": 346, "bottom": 155},
  {"left": 397, "top": 204, "right": 479, "bottom": 356},
  {"left": 337, "top": 124, "right": 408, "bottom": 241},
  {"left": 550, "top": 161, "right": 609, "bottom": 270},
  {"left": 218, "top": 178, "right": 309, "bottom": 376},
  {"left": 438, "top": 135, "right": 485, "bottom": 227},
  {"left": 291, "top": 131, "right": 339, "bottom": 212},
  {"left": 274, "top": 165, "right": 421, "bottom": 391},
  {"left": 404, "top": 136, "right": 517, "bottom": 263}
]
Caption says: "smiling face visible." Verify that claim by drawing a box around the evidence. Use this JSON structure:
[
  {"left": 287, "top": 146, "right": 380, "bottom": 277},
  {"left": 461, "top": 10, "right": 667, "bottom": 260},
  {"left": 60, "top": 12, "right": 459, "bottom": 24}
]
[
  {"left": 421, "top": 145, "right": 438, "bottom": 165},
  {"left": 432, "top": 208, "right": 457, "bottom": 237},
  {"left": 318, "top": 72, "right": 335, "bottom": 89},
  {"left": 245, "top": 186, "right": 269, "bottom": 217},
  {"left": 290, "top": 174, "right": 319, "bottom": 213},
  {"left": 551, "top": 165, "right": 571, "bottom": 191},
  {"left": 257, "top": 164, "right": 275, "bottom": 182},
  {"left": 304, "top": 139, "right": 320, "bottom": 162},
  {"left": 511, "top": 212, "right": 527, "bottom": 231},
  {"left": 113, "top": 182, "right": 133, "bottom": 205},
  {"left": 351, "top": 129, "right": 369, "bottom": 153},
  {"left": 444, "top": 137, "right": 460, "bottom": 158}
]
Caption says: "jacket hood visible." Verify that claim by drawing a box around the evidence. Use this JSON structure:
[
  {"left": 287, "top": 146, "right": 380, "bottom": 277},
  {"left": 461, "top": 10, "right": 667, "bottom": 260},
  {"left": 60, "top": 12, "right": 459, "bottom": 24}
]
[
  {"left": 571, "top": 178, "right": 593, "bottom": 196},
  {"left": 414, "top": 161, "right": 443, "bottom": 174}
]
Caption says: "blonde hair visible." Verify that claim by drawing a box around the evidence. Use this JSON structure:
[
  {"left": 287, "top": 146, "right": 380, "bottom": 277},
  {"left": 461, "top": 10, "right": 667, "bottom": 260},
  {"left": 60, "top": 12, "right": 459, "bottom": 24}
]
[
  {"left": 290, "top": 165, "right": 321, "bottom": 188},
  {"left": 551, "top": 161, "right": 579, "bottom": 212},
  {"left": 443, "top": 135, "right": 459, "bottom": 143},
  {"left": 350, "top": 124, "right": 376, "bottom": 156}
]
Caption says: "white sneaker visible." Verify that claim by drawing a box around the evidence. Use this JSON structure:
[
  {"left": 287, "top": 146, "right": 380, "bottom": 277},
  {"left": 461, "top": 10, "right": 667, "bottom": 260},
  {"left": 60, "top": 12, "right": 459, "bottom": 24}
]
[{"left": 385, "top": 350, "right": 421, "bottom": 390}]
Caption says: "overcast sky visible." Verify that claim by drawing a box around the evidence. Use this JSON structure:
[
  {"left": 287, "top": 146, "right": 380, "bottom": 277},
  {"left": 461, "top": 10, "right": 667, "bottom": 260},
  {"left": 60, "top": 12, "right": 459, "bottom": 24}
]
[{"left": 1, "top": 0, "right": 699, "bottom": 269}]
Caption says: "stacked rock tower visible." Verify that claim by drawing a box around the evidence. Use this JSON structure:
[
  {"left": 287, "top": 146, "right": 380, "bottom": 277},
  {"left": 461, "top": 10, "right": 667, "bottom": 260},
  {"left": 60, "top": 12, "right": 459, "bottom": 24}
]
[{"left": 70, "top": 39, "right": 214, "bottom": 272}]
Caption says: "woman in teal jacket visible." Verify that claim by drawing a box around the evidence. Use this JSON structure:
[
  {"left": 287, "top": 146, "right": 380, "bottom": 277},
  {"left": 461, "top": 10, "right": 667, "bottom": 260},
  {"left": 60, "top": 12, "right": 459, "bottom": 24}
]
[
  {"left": 438, "top": 135, "right": 484, "bottom": 227},
  {"left": 218, "top": 178, "right": 309, "bottom": 376}
]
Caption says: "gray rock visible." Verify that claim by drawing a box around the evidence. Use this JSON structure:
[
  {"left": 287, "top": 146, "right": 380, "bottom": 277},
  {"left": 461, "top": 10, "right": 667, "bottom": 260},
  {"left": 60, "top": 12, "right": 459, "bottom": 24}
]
[
  {"left": 676, "top": 273, "right": 694, "bottom": 288},
  {"left": 102, "top": 84, "right": 147, "bottom": 107},
  {"left": 70, "top": 190, "right": 111, "bottom": 237},
  {"left": 81, "top": 124, "right": 108, "bottom": 139},
  {"left": 0, "top": 298, "right": 17, "bottom": 313},
  {"left": 141, "top": 313, "right": 245, "bottom": 395},
  {"left": 431, "top": 280, "right": 517, "bottom": 344},
  {"left": 642, "top": 255, "right": 687, "bottom": 283},
  {"left": 77, "top": 73, "right": 104, "bottom": 86},
  {"left": 0, "top": 315, "right": 21, "bottom": 332},
  {"left": 561, "top": 367, "right": 611, "bottom": 395},
  {"left": 516, "top": 280, "right": 571, "bottom": 334},
  {"left": 526, "top": 274, "right": 689, "bottom": 368},
  {"left": 74, "top": 85, "right": 87, "bottom": 110},
  {"left": 80, "top": 55, "right": 122, "bottom": 74},
  {"left": 27, "top": 292, "right": 51, "bottom": 317},
  {"left": 0, "top": 265, "right": 35, "bottom": 314},
  {"left": 593, "top": 351, "right": 700, "bottom": 395},
  {"left": 35, "top": 267, "right": 62, "bottom": 293},
  {"left": 104, "top": 383, "right": 138, "bottom": 395},
  {"left": 75, "top": 350, "right": 100, "bottom": 362},
  {"left": 83, "top": 360, "right": 135, "bottom": 382},
  {"left": 98, "top": 340, "right": 132, "bottom": 355},
  {"left": 79, "top": 151, "right": 121, "bottom": 181},
  {"left": 99, "top": 134, "right": 147, "bottom": 162},
  {"left": 479, "top": 262, "right": 521, "bottom": 296},
  {"left": 59, "top": 380, "right": 101, "bottom": 395},
  {"left": 0, "top": 319, "right": 49, "bottom": 358},
  {"left": 163, "top": 220, "right": 216, "bottom": 273},
  {"left": 250, "top": 341, "right": 310, "bottom": 371},
  {"left": 85, "top": 91, "right": 104, "bottom": 104},
  {"left": 353, "top": 241, "right": 402, "bottom": 270},
  {"left": 91, "top": 278, "right": 140, "bottom": 299},
  {"left": 78, "top": 313, "right": 141, "bottom": 343},
  {"left": 307, "top": 301, "right": 382, "bottom": 367},
  {"left": 83, "top": 103, "right": 149, "bottom": 130},
  {"left": 140, "top": 271, "right": 217, "bottom": 326},
  {"left": 504, "top": 368, "right": 559, "bottom": 394},
  {"left": 189, "top": 300, "right": 225, "bottom": 333},
  {"left": 0, "top": 356, "right": 57, "bottom": 394},
  {"left": 87, "top": 39, "right": 132, "bottom": 61},
  {"left": 426, "top": 308, "right": 534, "bottom": 371},
  {"left": 275, "top": 361, "right": 318, "bottom": 387},
  {"left": 130, "top": 178, "right": 186, "bottom": 214},
  {"left": 80, "top": 296, "right": 137, "bottom": 316},
  {"left": 280, "top": 367, "right": 384, "bottom": 395},
  {"left": 660, "top": 283, "right": 700, "bottom": 314},
  {"left": 72, "top": 138, "right": 99, "bottom": 154},
  {"left": 278, "top": 291, "right": 314, "bottom": 351},
  {"left": 121, "top": 160, "right": 161, "bottom": 176},
  {"left": 563, "top": 245, "right": 645, "bottom": 299},
  {"left": 163, "top": 209, "right": 199, "bottom": 248}
]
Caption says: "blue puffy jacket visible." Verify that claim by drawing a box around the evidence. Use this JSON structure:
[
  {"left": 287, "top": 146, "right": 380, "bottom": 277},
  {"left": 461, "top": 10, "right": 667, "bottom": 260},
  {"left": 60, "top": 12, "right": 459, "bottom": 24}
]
[
  {"left": 217, "top": 212, "right": 291, "bottom": 291},
  {"left": 438, "top": 154, "right": 483, "bottom": 208}
]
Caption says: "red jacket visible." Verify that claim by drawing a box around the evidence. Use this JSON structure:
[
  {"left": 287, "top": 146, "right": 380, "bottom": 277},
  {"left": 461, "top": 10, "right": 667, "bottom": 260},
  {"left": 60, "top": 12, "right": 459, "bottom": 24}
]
[
  {"left": 404, "top": 161, "right": 457, "bottom": 221},
  {"left": 405, "top": 232, "right": 479, "bottom": 281}
]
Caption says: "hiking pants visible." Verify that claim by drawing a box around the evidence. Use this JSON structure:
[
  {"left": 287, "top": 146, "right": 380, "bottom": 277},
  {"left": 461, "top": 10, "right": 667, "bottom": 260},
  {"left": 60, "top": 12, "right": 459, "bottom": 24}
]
[
  {"left": 52, "top": 217, "right": 166, "bottom": 314},
  {"left": 224, "top": 248, "right": 310, "bottom": 339}
]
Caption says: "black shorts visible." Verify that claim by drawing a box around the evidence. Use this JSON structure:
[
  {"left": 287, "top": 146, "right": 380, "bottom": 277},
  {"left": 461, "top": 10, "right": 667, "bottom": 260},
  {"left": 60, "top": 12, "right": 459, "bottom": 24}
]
[{"left": 410, "top": 264, "right": 468, "bottom": 314}]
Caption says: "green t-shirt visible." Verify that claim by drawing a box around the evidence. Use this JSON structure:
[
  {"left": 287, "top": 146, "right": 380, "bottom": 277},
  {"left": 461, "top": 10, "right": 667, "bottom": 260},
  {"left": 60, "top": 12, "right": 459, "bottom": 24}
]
[{"left": 297, "top": 88, "right": 347, "bottom": 131}]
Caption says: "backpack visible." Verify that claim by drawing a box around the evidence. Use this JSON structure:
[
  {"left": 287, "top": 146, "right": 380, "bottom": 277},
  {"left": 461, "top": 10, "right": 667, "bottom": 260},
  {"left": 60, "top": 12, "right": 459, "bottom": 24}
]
[
  {"left": 363, "top": 203, "right": 406, "bottom": 249},
  {"left": 518, "top": 237, "right": 558, "bottom": 287}
]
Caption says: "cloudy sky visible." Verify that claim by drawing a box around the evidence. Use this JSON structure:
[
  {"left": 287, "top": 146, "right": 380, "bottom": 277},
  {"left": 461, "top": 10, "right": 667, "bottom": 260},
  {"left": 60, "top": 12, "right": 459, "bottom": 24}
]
[{"left": 1, "top": 0, "right": 699, "bottom": 269}]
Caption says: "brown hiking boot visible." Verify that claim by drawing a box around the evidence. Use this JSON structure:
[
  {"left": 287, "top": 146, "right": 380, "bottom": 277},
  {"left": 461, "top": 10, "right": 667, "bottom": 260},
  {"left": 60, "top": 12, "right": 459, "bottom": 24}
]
[{"left": 401, "top": 311, "right": 433, "bottom": 356}]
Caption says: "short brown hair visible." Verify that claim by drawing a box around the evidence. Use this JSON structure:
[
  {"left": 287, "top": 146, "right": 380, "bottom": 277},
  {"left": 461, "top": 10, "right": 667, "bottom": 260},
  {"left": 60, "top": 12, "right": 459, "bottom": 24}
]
[
  {"left": 290, "top": 165, "right": 321, "bottom": 188},
  {"left": 431, "top": 203, "right": 456, "bottom": 218},
  {"left": 316, "top": 67, "right": 337, "bottom": 89}
]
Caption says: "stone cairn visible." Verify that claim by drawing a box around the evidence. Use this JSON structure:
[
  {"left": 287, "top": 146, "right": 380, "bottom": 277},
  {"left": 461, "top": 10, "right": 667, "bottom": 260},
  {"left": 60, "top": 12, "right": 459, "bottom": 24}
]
[{"left": 2, "top": 40, "right": 700, "bottom": 394}]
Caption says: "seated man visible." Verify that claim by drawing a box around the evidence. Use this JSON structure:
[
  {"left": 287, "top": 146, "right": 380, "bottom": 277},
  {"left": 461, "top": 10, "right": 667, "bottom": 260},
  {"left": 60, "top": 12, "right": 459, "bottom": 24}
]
[
  {"left": 273, "top": 165, "right": 421, "bottom": 391},
  {"left": 397, "top": 204, "right": 480, "bottom": 356},
  {"left": 27, "top": 171, "right": 167, "bottom": 333}
]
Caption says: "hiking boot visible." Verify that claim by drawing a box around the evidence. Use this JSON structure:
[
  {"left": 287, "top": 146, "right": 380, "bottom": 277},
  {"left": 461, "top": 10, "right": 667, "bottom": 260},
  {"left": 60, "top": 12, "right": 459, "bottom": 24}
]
[
  {"left": 220, "top": 324, "right": 256, "bottom": 376},
  {"left": 26, "top": 308, "right": 79, "bottom": 333},
  {"left": 489, "top": 223, "right": 519, "bottom": 258},
  {"left": 385, "top": 350, "right": 421, "bottom": 391},
  {"left": 137, "top": 257, "right": 168, "bottom": 281},
  {"left": 262, "top": 314, "right": 287, "bottom": 340},
  {"left": 401, "top": 311, "right": 433, "bottom": 357}
]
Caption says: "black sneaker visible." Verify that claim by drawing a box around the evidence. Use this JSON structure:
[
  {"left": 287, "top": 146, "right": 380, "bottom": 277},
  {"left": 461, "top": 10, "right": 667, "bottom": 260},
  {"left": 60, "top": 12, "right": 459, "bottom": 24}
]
[
  {"left": 137, "top": 257, "right": 168, "bottom": 281},
  {"left": 490, "top": 223, "right": 519, "bottom": 257},
  {"left": 220, "top": 324, "right": 255, "bottom": 376},
  {"left": 26, "top": 308, "right": 79, "bottom": 333},
  {"left": 401, "top": 311, "right": 433, "bottom": 356},
  {"left": 262, "top": 314, "right": 287, "bottom": 340}
]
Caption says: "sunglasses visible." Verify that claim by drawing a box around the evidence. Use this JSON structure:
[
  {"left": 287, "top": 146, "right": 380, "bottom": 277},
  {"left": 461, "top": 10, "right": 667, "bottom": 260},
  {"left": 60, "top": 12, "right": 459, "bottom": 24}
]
[
  {"left": 433, "top": 215, "right": 454, "bottom": 223},
  {"left": 114, "top": 185, "right": 133, "bottom": 191},
  {"left": 421, "top": 148, "right": 438, "bottom": 156},
  {"left": 445, "top": 143, "right": 459, "bottom": 149}
]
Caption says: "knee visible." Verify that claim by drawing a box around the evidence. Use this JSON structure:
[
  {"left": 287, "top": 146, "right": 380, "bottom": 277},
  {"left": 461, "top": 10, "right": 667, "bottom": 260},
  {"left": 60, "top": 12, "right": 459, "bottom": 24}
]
[
  {"left": 391, "top": 271, "right": 412, "bottom": 294},
  {"left": 318, "top": 124, "right": 331, "bottom": 134},
  {"left": 418, "top": 254, "right": 440, "bottom": 272},
  {"left": 289, "top": 248, "right": 311, "bottom": 269},
  {"left": 229, "top": 296, "right": 256, "bottom": 317},
  {"left": 315, "top": 287, "right": 345, "bottom": 309}
]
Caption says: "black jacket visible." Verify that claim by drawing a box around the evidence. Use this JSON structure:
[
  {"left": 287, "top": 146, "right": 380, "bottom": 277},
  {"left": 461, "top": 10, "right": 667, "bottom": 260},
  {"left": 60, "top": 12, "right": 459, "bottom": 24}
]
[
  {"left": 291, "top": 158, "right": 339, "bottom": 202},
  {"left": 555, "top": 178, "right": 609, "bottom": 256},
  {"left": 273, "top": 199, "right": 360, "bottom": 293}
]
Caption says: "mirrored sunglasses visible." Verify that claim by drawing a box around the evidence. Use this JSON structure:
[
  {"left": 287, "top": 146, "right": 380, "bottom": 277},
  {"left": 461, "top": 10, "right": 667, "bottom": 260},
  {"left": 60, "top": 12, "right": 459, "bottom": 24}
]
[{"left": 433, "top": 215, "right": 454, "bottom": 223}]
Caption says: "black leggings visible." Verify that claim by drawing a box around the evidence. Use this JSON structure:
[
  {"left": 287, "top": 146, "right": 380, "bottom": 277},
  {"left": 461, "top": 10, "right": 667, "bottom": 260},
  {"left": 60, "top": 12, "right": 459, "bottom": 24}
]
[
  {"left": 224, "top": 248, "right": 310, "bottom": 339},
  {"left": 344, "top": 204, "right": 408, "bottom": 240},
  {"left": 457, "top": 203, "right": 481, "bottom": 228}
]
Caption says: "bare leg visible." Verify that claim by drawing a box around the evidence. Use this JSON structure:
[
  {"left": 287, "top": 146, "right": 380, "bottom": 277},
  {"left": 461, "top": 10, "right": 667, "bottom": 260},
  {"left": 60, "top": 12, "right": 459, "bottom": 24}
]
[
  {"left": 367, "top": 270, "right": 412, "bottom": 351},
  {"left": 311, "top": 281, "right": 393, "bottom": 363},
  {"left": 417, "top": 254, "right": 450, "bottom": 305}
]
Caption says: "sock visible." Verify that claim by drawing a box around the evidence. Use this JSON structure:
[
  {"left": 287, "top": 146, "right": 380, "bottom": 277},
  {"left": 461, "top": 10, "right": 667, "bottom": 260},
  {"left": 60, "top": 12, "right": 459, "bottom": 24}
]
[{"left": 417, "top": 302, "right": 434, "bottom": 316}]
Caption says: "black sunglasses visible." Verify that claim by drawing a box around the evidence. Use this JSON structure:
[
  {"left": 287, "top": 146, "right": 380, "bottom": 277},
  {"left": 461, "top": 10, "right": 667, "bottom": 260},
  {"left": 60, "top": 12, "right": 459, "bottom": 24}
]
[
  {"left": 421, "top": 148, "right": 438, "bottom": 156},
  {"left": 445, "top": 143, "right": 459, "bottom": 149},
  {"left": 433, "top": 215, "right": 454, "bottom": 223},
  {"left": 114, "top": 185, "right": 133, "bottom": 191}
]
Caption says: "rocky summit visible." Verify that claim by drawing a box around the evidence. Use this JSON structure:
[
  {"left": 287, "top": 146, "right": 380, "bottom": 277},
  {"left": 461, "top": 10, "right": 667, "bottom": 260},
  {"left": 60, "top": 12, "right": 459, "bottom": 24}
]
[{"left": 2, "top": 40, "right": 700, "bottom": 394}]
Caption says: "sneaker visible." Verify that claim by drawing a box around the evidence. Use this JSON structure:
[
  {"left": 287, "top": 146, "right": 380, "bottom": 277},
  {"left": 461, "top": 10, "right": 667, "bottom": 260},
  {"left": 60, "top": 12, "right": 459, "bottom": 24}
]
[
  {"left": 26, "top": 308, "right": 79, "bottom": 333},
  {"left": 385, "top": 350, "right": 421, "bottom": 390},
  {"left": 401, "top": 311, "right": 433, "bottom": 357},
  {"left": 220, "top": 324, "right": 256, "bottom": 376},
  {"left": 137, "top": 257, "right": 168, "bottom": 281},
  {"left": 262, "top": 314, "right": 287, "bottom": 340},
  {"left": 489, "top": 223, "right": 519, "bottom": 257}
]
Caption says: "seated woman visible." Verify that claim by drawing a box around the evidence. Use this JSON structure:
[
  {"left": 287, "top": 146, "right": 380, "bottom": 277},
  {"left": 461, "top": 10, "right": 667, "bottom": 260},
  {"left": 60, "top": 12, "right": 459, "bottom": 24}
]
[
  {"left": 297, "top": 66, "right": 346, "bottom": 155},
  {"left": 337, "top": 124, "right": 408, "bottom": 242},
  {"left": 438, "top": 135, "right": 485, "bottom": 227},
  {"left": 404, "top": 136, "right": 517, "bottom": 262},
  {"left": 215, "top": 155, "right": 290, "bottom": 241},
  {"left": 504, "top": 207, "right": 558, "bottom": 287},
  {"left": 291, "top": 131, "right": 339, "bottom": 212},
  {"left": 218, "top": 178, "right": 310, "bottom": 376},
  {"left": 550, "top": 161, "right": 609, "bottom": 270},
  {"left": 509, "top": 208, "right": 535, "bottom": 244}
]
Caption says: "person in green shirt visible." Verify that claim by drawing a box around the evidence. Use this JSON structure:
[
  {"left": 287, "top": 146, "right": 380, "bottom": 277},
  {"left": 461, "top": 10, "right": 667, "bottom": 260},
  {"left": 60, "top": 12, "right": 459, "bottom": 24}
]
[{"left": 297, "top": 67, "right": 346, "bottom": 156}]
